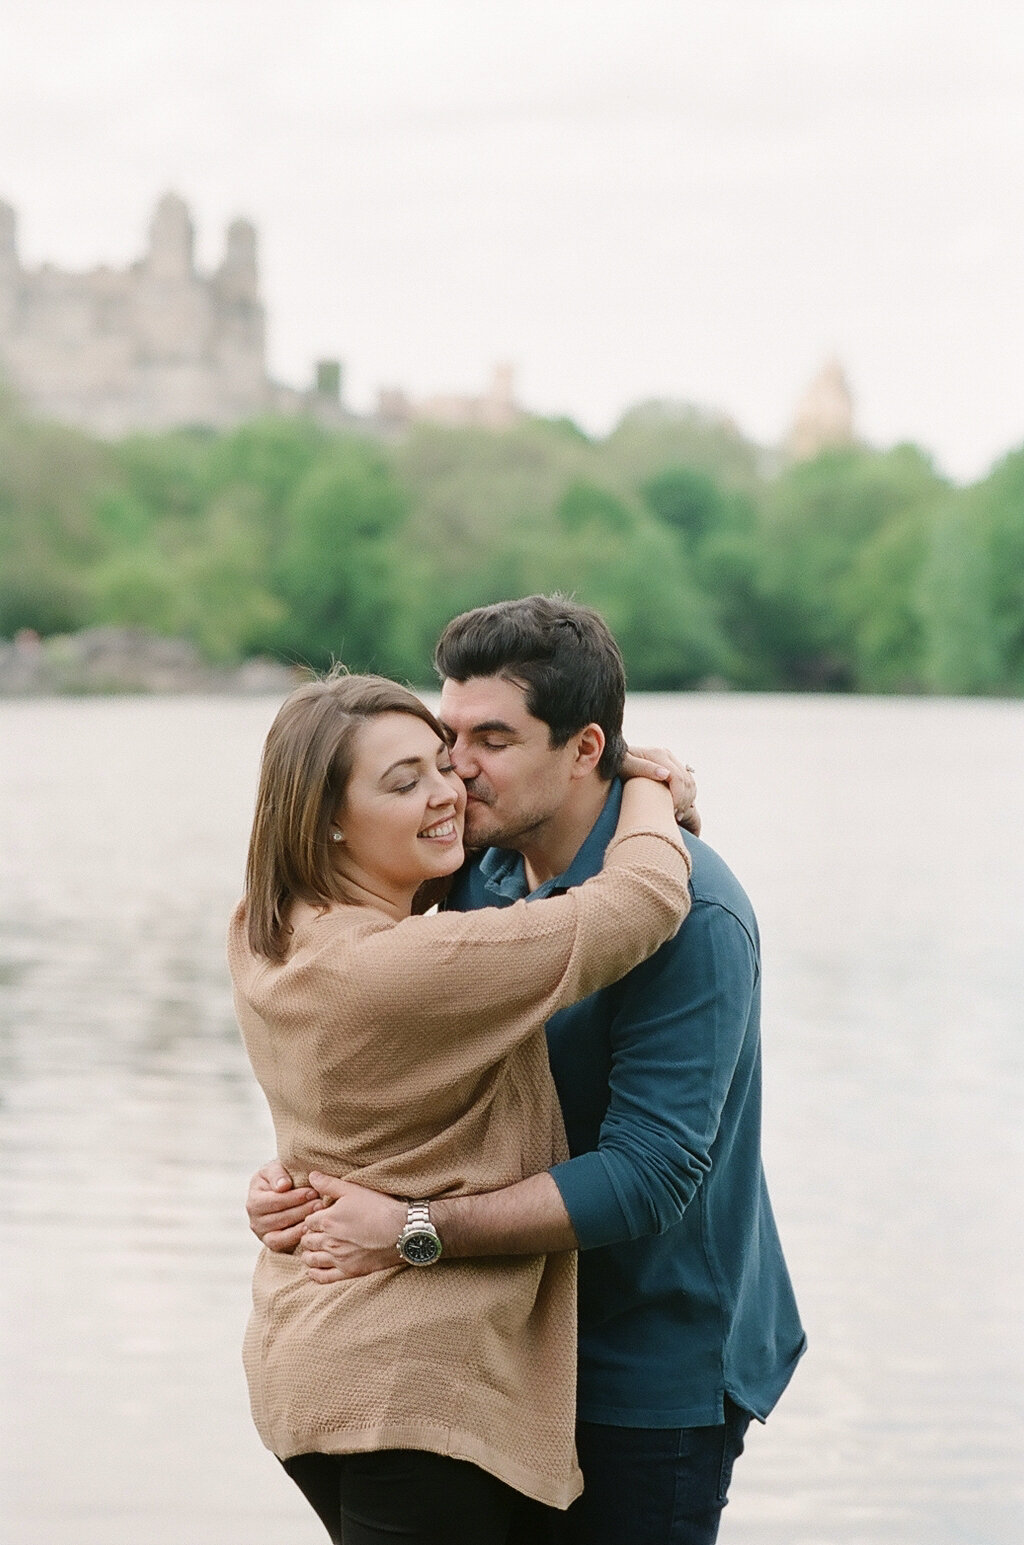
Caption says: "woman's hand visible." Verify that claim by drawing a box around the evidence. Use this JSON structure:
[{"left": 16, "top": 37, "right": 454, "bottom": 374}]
[
  {"left": 300, "top": 1173, "right": 407, "bottom": 1282},
  {"left": 621, "top": 746, "right": 701, "bottom": 836},
  {"left": 246, "top": 1159, "right": 325, "bottom": 1252}
]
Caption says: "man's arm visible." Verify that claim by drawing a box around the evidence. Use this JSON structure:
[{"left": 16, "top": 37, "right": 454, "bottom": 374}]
[
  {"left": 546, "top": 901, "right": 757, "bottom": 1248},
  {"left": 434, "top": 1171, "right": 578, "bottom": 1254},
  {"left": 247, "top": 1161, "right": 577, "bottom": 1274},
  {"left": 298, "top": 1170, "right": 578, "bottom": 1281}
]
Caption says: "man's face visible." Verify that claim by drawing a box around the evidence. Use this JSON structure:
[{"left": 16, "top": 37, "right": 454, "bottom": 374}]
[{"left": 438, "top": 675, "right": 578, "bottom": 851}]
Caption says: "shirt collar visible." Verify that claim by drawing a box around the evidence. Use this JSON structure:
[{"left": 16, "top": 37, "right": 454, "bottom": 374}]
[{"left": 477, "top": 779, "right": 623, "bottom": 902}]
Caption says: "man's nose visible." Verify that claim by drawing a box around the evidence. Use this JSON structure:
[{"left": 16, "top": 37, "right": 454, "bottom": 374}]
[{"left": 450, "top": 740, "right": 477, "bottom": 778}]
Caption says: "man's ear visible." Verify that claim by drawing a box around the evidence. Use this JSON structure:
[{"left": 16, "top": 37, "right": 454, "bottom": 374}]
[{"left": 569, "top": 723, "right": 606, "bottom": 779}]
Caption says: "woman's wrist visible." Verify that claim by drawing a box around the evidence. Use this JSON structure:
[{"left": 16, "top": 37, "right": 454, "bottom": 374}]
[{"left": 618, "top": 776, "right": 683, "bottom": 843}]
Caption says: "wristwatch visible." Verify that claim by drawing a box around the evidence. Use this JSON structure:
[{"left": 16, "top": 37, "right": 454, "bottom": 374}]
[{"left": 396, "top": 1200, "right": 443, "bottom": 1266}]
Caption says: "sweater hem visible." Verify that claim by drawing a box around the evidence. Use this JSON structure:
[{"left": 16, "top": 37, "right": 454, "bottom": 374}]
[{"left": 265, "top": 1420, "right": 583, "bottom": 1511}]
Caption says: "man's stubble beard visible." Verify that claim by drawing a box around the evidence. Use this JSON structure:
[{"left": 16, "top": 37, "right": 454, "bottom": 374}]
[{"left": 462, "top": 791, "right": 559, "bottom": 855}]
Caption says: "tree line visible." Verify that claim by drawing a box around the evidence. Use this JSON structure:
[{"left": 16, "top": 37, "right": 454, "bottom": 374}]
[{"left": 0, "top": 388, "right": 1021, "bottom": 693}]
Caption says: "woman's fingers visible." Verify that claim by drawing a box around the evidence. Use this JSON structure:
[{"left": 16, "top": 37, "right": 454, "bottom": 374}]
[
  {"left": 619, "top": 749, "right": 670, "bottom": 782},
  {"left": 256, "top": 1199, "right": 322, "bottom": 1231},
  {"left": 264, "top": 1222, "right": 310, "bottom": 1253}
]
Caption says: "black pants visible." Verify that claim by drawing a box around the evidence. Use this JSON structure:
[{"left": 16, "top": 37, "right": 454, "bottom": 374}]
[
  {"left": 509, "top": 1399, "right": 752, "bottom": 1545},
  {"left": 282, "top": 1448, "right": 518, "bottom": 1545}
]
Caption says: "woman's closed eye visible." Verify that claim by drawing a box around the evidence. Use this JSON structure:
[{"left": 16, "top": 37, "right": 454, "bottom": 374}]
[{"left": 391, "top": 763, "right": 457, "bottom": 793}]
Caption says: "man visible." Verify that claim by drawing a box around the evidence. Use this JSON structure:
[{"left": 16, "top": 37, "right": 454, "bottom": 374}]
[{"left": 248, "top": 595, "right": 805, "bottom": 1545}]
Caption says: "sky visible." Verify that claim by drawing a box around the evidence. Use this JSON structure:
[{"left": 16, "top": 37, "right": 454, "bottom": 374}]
[{"left": 1, "top": 0, "right": 1022, "bottom": 480}]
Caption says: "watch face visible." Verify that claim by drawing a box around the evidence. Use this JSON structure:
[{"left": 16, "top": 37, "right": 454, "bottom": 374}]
[{"left": 401, "top": 1229, "right": 441, "bottom": 1265}]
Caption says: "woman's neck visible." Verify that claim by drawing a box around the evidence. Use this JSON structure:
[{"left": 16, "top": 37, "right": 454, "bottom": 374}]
[{"left": 333, "top": 873, "right": 414, "bottom": 923}]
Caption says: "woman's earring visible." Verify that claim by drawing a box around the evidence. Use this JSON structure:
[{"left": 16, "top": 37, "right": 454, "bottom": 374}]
[{"left": 331, "top": 830, "right": 344, "bottom": 844}]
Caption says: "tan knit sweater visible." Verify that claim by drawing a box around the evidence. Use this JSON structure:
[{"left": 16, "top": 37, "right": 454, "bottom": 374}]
[{"left": 228, "top": 814, "right": 691, "bottom": 1509}]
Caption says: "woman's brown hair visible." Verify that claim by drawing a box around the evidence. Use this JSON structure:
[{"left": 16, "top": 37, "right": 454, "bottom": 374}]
[{"left": 244, "top": 671, "right": 449, "bottom": 960}]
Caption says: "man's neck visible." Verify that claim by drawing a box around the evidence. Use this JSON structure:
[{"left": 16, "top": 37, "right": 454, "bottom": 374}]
[{"left": 519, "top": 775, "right": 612, "bottom": 892}]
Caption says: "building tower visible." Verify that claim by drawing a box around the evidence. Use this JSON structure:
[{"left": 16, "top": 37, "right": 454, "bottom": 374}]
[
  {"left": 145, "top": 191, "right": 195, "bottom": 281},
  {"left": 786, "top": 357, "right": 855, "bottom": 461}
]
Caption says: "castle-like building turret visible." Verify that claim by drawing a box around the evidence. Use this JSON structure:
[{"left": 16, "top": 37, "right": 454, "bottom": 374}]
[
  {"left": 786, "top": 357, "right": 856, "bottom": 461},
  {"left": 0, "top": 193, "right": 271, "bottom": 434}
]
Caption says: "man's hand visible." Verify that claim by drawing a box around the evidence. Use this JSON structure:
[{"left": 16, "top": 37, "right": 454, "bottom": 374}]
[
  {"left": 300, "top": 1172, "right": 407, "bottom": 1283},
  {"left": 621, "top": 746, "right": 701, "bottom": 836},
  {"left": 246, "top": 1159, "right": 324, "bottom": 1253}
]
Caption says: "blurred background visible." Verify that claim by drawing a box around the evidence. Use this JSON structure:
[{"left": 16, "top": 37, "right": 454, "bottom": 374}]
[{"left": 0, "top": 3, "right": 1021, "bottom": 1542}]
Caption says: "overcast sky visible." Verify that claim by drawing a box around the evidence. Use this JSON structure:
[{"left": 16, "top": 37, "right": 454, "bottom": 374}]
[{"left": 1, "top": 0, "right": 1021, "bottom": 479}]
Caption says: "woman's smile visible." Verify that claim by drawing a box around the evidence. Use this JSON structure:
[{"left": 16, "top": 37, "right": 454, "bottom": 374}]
[{"left": 419, "top": 816, "right": 460, "bottom": 843}]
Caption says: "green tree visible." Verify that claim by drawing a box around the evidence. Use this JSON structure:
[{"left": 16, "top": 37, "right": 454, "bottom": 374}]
[
  {"left": 971, "top": 448, "right": 1024, "bottom": 688},
  {"left": 0, "top": 377, "right": 1018, "bottom": 698},
  {"left": 557, "top": 481, "right": 633, "bottom": 535},
  {"left": 0, "top": 410, "right": 115, "bottom": 634},
  {"left": 271, "top": 441, "right": 410, "bottom": 672},
  {"left": 846, "top": 512, "right": 931, "bottom": 691},
  {"left": 917, "top": 498, "right": 1000, "bottom": 692},
  {"left": 603, "top": 401, "right": 761, "bottom": 493},
  {"left": 914, "top": 448, "right": 1024, "bottom": 693},
  {"left": 639, "top": 465, "right": 724, "bottom": 544},
  {"left": 754, "top": 445, "right": 947, "bottom": 689}
]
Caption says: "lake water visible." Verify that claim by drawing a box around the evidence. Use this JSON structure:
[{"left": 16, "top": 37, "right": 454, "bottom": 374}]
[{"left": 0, "top": 692, "right": 1021, "bottom": 1545}]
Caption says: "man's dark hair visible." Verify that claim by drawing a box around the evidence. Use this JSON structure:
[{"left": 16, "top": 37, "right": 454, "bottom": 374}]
[{"left": 434, "top": 594, "right": 627, "bottom": 780}]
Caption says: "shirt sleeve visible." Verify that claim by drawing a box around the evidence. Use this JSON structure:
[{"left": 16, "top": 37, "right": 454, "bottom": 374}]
[{"left": 549, "top": 900, "right": 759, "bottom": 1249}]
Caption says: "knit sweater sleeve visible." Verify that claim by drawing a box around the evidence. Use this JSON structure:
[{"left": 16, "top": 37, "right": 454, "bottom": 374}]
[{"left": 314, "top": 824, "right": 691, "bottom": 1080}]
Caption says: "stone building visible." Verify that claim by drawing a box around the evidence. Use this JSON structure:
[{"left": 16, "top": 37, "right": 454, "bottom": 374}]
[
  {"left": 0, "top": 193, "right": 279, "bottom": 434},
  {"left": 0, "top": 192, "right": 517, "bottom": 440},
  {"left": 786, "top": 357, "right": 856, "bottom": 461},
  {"left": 375, "top": 362, "right": 521, "bottom": 432}
]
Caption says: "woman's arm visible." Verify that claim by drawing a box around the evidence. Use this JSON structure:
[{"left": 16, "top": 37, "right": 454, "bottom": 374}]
[{"left": 324, "top": 780, "right": 691, "bottom": 1084}]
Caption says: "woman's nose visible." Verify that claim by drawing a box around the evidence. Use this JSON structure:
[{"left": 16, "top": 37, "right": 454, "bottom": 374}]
[{"left": 427, "top": 771, "right": 456, "bottom": 803}]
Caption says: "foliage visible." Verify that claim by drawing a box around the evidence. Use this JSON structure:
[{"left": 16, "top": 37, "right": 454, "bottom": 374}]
[
  {"left": 752, "top": 445, "right": 950, "bottom": 689},
  {"left": 0, "top": 386, "right": 1021, "bottom": 694}
]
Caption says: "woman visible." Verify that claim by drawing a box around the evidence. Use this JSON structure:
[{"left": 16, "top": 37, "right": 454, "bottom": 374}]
[{"left": 229, "top": 671, "right": 692, "bottom": 1545}]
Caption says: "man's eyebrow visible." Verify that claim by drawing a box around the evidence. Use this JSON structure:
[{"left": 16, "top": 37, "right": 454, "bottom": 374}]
[{"left": 470, "top": 720, "right": 519, "bottom": 736}]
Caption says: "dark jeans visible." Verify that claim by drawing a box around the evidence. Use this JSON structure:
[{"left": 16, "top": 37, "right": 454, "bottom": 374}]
[
  {"left": 509, "top": 1399, "right": 751, "bottom": 1545},
  {"left": 282, "top": 1448, "right": 517, "bottom": 1545}
]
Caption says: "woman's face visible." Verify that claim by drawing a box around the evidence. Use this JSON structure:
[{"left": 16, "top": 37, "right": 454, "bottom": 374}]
[{"left": 332, "top": 712, "right": 466, "bottom": 903}]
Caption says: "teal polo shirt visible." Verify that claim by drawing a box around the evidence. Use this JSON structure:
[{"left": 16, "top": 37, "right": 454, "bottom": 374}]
[{"left": 447, "top": 779, "right": 805, "bottom": 1427}]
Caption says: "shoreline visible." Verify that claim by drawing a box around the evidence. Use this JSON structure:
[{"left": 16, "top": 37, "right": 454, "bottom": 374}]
[{"left": 0, "top": 626, "right": 301, "bottom": 697}]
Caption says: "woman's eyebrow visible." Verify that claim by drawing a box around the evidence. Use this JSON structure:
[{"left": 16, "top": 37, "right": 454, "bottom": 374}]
[{"left": 380, "top": 756, "right": 424, "bottom": 780}]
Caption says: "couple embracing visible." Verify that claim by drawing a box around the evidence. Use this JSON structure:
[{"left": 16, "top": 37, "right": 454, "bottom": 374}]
[{"left": 230, "top": 594, "right": 805, "bottom": 1545}]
